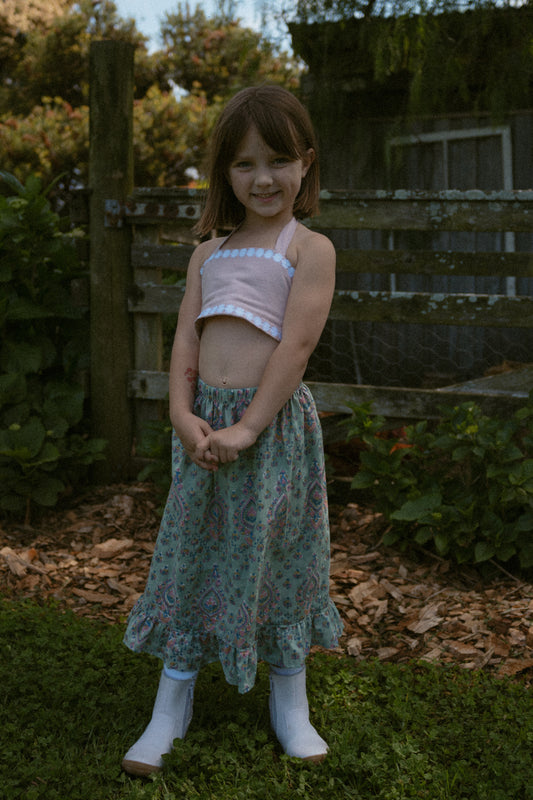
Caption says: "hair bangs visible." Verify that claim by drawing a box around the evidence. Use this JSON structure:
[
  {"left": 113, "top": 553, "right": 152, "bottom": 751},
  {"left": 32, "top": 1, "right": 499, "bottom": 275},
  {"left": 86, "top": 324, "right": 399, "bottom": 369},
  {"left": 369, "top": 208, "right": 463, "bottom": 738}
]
[{"left": 249, "top": 106, "right": 303, "bottom": 161}]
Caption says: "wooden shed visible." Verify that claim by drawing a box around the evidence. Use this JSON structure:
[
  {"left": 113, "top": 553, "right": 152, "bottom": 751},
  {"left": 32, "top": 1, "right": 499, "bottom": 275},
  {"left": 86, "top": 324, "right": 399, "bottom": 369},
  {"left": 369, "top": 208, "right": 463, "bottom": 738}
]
[{"left": 290, "top": 9, "right": 533, "bottom": 390}]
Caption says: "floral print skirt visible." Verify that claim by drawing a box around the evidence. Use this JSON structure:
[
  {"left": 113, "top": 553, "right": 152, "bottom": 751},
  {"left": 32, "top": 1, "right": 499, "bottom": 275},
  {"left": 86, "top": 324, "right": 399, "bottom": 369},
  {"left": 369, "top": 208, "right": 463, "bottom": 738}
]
[{"left": 123, "top": 379, "right": 343, "bottom": 693}]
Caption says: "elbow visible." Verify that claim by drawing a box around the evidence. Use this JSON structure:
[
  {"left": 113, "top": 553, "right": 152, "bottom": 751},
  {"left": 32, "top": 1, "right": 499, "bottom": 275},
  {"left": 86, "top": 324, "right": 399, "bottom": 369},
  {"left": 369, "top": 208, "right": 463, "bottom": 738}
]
[{"left": 278, "top": 338, "right": 313, "bottom": 378}]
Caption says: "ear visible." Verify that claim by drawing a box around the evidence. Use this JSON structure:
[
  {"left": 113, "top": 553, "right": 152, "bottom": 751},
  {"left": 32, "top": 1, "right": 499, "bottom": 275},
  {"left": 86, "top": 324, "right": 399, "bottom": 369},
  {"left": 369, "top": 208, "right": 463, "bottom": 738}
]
[{"left": 301, "top": 148, "right": 315, "bottom": 178}]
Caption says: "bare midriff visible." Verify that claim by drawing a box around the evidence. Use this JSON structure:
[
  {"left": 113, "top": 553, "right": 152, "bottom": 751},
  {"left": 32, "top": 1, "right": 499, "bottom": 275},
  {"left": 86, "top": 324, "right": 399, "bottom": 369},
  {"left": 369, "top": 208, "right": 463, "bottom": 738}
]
[{"left": 198, "top": 316, "right": 278, "bottom": 389}]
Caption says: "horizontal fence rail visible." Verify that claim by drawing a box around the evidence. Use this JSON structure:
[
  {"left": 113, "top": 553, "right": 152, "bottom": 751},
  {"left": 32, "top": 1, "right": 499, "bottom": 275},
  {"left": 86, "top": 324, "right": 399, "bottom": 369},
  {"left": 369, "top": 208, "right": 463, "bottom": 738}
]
[
  {"left": 121, "top": 188, "right": 533, "bottom": 434},
  {"left": 315, "top": 189, "right": 533, "bottom": 232}
]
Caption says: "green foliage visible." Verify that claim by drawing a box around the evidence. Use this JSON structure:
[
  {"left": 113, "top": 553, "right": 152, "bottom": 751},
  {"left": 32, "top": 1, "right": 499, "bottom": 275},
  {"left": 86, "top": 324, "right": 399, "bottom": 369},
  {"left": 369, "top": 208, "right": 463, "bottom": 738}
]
[
  {"left": 347, "top": 396, "right": 533, "bottom": 568},
  {"left": 136, "top": 418, "right": 173, "bottom": 511},
  {"left": 289, "top": 1, "right": 533, "bottom": 118},
  {"left": 0, "top": 98, "right": 89, "bottom": 195},
  {"left": 0, "top": 171, "right": 106, "bottom": 518},
  {"left": 2, "top": 597, "right": 533, "bottom": 799},
  {"left": 133, "top": 87, "right": 220, "bottom": 188},
  {"left": 0, "top": 89, "right": 219, "bottom": 198},
  {"left": 160, "top": 4, "right": 300, "bottom": 102},
  {"left": 0, "top": 0, "right": 156, "bottom": 115},
  {"left": 289, "top": 0, "right": 526, "bottom": 26},
  {"left": 0, "top": 1, "right": 300, "bottom": 196},
  {"left": 0, "top": 1, "right": 301, "bottom": 197}
]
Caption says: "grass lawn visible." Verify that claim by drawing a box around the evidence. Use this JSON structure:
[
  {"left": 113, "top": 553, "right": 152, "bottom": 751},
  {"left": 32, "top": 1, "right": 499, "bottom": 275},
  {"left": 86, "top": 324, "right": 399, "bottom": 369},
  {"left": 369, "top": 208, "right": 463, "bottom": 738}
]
[{"left": 1, "top": 597, "right": 532, "bottom": 800}]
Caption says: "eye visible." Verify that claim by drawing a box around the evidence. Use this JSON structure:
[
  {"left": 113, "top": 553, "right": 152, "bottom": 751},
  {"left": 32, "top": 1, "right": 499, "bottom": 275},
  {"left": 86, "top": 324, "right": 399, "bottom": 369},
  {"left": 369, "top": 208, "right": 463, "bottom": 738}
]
[
  {"left": 232, "top": 159, "right": 252, "bottom": 169},
  {"left": 272, "top": 156, "right": 292, "bottom": 166}
]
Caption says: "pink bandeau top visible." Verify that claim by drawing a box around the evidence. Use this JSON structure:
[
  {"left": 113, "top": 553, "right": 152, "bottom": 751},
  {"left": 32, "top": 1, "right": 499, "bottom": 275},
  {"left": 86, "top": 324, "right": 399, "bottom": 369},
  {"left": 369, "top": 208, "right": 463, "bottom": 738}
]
[{"left": 196, "top": 217, "right": 298, "bottom": 341}]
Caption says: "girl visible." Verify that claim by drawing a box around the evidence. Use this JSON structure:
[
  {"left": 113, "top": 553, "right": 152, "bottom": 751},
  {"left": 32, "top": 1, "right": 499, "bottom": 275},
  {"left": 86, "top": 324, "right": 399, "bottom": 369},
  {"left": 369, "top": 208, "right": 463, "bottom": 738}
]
[{"left": 122, "top": 85, "right": 343, "bottom": 776}]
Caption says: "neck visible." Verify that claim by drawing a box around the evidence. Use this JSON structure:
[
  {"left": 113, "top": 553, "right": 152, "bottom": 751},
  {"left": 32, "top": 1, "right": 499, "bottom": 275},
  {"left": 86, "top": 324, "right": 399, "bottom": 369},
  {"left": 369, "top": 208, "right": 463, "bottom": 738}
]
[
  {"left": 239, "top": 210, "right": 294, "bottom": 236},
  {"left": 227, "top": 213, "right": 294, "bottom": 250}
]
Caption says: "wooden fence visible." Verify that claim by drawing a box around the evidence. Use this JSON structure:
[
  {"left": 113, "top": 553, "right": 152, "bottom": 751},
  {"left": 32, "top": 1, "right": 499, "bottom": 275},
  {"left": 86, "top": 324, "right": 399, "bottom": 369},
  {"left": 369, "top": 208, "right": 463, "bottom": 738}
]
[{"left": 87, "top": 41, "right": 533, "bottom": 480}]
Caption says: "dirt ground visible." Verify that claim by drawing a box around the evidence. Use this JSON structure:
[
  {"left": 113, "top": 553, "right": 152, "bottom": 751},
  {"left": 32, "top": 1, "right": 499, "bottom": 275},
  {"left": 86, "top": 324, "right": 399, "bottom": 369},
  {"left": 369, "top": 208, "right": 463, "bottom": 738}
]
[{"left": 1, "top": 480, "right": 533, "bottom": 687}]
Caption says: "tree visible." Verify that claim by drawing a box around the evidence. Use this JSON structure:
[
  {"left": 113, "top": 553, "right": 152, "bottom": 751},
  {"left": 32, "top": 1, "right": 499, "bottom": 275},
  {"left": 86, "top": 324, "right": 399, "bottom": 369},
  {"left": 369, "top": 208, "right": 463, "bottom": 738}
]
[
  {"left": 281, "top": 0, "right": 527, "bottom": 24},
  {"left": 0, "top": 87, "right": 222, "bottom": 196},
  {"left": 133, "top": 88, "right": 221, "bottom": 187},
  {"left": 0, "top": 0, "right": 70, "bottom": 29},
  {"left": 0, "top": 1, "right": 302, "bottom": 193},
  {"left": 0, "top": 99, "right": 89, "bottom": 194},
  {"left": 0, "top": 1, "right": 68, "bottom": 110},
  {"left": 0, "top": 0, "right": 166, "bottom": 115},
  {"left": 160, "top": 3, "right": 299, "bottom": 101},
  {"left": 284, "top": 0, "right": 533, "bottom": 117}
]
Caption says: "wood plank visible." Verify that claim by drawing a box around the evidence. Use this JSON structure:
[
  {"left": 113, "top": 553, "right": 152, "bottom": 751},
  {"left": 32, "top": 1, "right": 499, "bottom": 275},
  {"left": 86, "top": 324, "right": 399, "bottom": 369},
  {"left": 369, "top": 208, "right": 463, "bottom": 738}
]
[
  {"left": 330, "top": 290, "right": 533, "bottom": 327},
  {"left": 439, "top": 365, "right": 533, "bottom": 395},
  {"left": 122, "top": 201, "right": 201, "bottom": 224},
  {"left": 132, "top": 228, "right": 165, "bottom": 438},
  {"left": 89, "top": 40, "right": 135, "bottom": 481},
  {"left": 128, "top": 371, "right": 530, "bottom": 420},
  {"left": 129, "top": 283, "right": 533, "bottom": 326},
  {"left": 131, "top": 243, "right": 193, "bottom": 270},
  {"left": 130, "top": 186, "right": 203, "bottom": 203},
  {"left": 306, "top": 381, "right": 530, "bottom": 421},
  {"left": 335, "top": 249, "right": 533, "bottom": 277},
  {"left": 129, "top": 370, "right": 169, "bottom": 400},
  {"left": 124, "top": 187, "right": 202, "bottom": 224},
  {"left": 129, "top": 284, "right": 185, "bottom": 314},
  {"left": 312, "top": 190, "right": 533, "bottom": 232},
  {"left": 122, "top": 188, "right": 533, "bottom": 233},
  {"left": 130, "top": 243, "right": 533, "bottom": 277}
]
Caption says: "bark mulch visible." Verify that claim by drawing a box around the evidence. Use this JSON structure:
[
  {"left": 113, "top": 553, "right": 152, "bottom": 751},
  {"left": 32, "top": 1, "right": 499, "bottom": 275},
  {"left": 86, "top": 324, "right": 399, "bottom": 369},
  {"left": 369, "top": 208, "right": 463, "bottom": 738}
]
[{"left": 1, "top": 481, "right": 532, "bottom": 686}]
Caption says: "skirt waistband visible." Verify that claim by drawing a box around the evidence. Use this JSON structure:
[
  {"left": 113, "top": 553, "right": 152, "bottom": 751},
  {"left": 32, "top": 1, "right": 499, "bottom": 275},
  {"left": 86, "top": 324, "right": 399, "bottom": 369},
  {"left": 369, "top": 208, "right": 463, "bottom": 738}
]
[
  {"left": 196, "top": 378, "right": 311, "bottom": 405},
  {"left": 196, "top": 377, "right": 258, "bottom": 404}
]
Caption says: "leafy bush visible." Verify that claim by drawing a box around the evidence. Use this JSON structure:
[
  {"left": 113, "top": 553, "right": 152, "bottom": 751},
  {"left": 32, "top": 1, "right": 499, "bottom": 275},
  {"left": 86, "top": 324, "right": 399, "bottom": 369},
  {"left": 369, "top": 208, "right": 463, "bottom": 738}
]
[
  {"left": 0, "top": 90, "right": 218, "bottom": 204},
  {"left": 136, "top": 418, "right": 173, "bottom": 511},
  {"left": 0, "top": 98, "right": 89, "bottom": 199},
  {"left": 347, "top": 396, "right": 533, "bottom": 568},
  {"left": 0, "top": 171, "right": 106, "bottom": 518}
]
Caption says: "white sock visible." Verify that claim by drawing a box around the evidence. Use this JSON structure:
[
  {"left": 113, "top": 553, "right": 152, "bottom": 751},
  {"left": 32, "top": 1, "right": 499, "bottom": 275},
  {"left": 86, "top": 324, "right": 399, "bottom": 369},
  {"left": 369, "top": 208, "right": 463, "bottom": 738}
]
[
  {"left": 164, "top": 666, "right": 198, "bottom": 681},
  {"left": 271, "top": 665, "right": 305, "bottom": 676}
]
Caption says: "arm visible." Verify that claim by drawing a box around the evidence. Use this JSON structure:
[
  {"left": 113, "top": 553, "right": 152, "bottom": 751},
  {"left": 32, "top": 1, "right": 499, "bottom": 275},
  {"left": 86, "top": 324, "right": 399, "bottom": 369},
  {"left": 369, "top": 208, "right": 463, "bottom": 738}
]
[
  {"left": 169, "top": 240, "right": 218, "bottom": 470},
  {"left": 200, "top": 232, "right": 336, "bottom": 464}
]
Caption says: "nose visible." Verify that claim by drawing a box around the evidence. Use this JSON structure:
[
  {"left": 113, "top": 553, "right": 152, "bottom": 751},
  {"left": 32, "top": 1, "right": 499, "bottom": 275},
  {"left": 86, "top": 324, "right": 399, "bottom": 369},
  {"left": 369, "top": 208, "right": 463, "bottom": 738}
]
[{"left": 255, "top": 164, "right": 274, "bottom": 187}]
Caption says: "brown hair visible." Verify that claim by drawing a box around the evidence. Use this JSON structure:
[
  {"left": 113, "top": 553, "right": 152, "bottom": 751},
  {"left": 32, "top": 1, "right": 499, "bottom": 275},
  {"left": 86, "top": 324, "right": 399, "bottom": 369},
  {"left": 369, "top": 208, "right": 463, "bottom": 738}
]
[{"left": 194, "top": 85, "right": 320, "bottom": 236}]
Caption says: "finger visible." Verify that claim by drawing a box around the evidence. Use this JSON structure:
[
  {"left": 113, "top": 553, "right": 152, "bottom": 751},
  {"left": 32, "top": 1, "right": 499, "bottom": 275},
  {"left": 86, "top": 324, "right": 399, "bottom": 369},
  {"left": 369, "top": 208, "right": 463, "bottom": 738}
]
[
  {"left": 194, "top": 436, "right": 212, "bottom": 459},
  {"left": 219, "top": 447, "right": 239, "bottom": 464},
  {"left": 194, "top": 454, "right": 218, "bottom": 471},
  {"left": 198, "top": 419, "right": 214, "bottom": 437},
  {"left": 200, "top": 461, "right": 218, "bottom": 471},
  {"left": 196, "top": 443, "right": 219, "bottom": 466}
]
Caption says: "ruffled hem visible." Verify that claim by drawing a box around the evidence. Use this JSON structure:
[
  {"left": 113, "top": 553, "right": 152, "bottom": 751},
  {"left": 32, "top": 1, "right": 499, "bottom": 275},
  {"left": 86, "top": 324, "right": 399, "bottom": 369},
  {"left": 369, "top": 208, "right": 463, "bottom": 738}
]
[{"left": 123, "top": 600, "right": 343, "bottom": 694}]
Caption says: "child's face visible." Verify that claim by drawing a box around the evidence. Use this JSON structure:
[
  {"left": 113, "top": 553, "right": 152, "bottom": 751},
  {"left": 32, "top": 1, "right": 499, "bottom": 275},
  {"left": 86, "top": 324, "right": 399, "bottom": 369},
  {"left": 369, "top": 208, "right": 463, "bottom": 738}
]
[{"left": 227, "top": 124, "right": 314, "bottom": 224}]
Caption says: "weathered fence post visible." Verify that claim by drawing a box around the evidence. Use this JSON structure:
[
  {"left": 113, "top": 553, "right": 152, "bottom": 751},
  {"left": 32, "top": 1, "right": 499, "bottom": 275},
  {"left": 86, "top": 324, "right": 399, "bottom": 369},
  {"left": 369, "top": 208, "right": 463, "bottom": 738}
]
[{"left": 89, "top": 40, "right": 135, "bottom": 481}]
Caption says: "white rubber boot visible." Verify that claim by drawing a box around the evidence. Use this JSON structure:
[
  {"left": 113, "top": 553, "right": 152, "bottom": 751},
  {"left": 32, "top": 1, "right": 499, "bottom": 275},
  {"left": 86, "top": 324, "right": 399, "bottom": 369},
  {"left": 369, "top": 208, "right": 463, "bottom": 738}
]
[
  {"left": 269, "top": 667, "right": 328, "bottom": 762},
  {"left": 122, "top": 670, "right": 197, "bottom": 776}
]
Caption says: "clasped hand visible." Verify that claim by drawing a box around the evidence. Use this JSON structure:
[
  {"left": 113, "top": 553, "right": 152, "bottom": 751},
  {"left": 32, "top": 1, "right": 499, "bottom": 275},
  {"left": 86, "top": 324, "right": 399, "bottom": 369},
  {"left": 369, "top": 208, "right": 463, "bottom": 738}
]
[
  {"left": 195, "top": 422, "right": 257, "bottom": 468},
  {"left": 174, "top": 412, "right": 257, "bottom": 470}
]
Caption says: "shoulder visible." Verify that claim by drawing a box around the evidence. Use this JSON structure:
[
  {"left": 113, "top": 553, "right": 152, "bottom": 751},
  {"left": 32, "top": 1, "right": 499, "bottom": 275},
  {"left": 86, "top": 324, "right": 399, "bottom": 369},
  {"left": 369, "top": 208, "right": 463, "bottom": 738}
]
[
  {"left": 193, "top": 235, "right": 225, "bottom": 262},
  {"left": 289, "top": 223, "right": 335, "bottom": 272},
  {"left": 187, "top": 236, "right": 224, "bottom": 274}
]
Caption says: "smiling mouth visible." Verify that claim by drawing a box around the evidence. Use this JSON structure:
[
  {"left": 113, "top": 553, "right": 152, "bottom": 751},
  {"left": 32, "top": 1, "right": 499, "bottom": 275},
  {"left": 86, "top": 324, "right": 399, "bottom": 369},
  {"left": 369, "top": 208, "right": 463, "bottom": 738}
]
[{"left": 254, "top": 191, "right": 278, "bottom": 199}]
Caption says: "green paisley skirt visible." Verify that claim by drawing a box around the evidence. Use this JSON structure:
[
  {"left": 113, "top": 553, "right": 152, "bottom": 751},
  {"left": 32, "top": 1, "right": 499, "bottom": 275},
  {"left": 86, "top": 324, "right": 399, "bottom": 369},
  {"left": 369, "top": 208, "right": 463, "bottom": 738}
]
[{"left": 123, "top": 379, "right": 343, "bottom": 693}]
